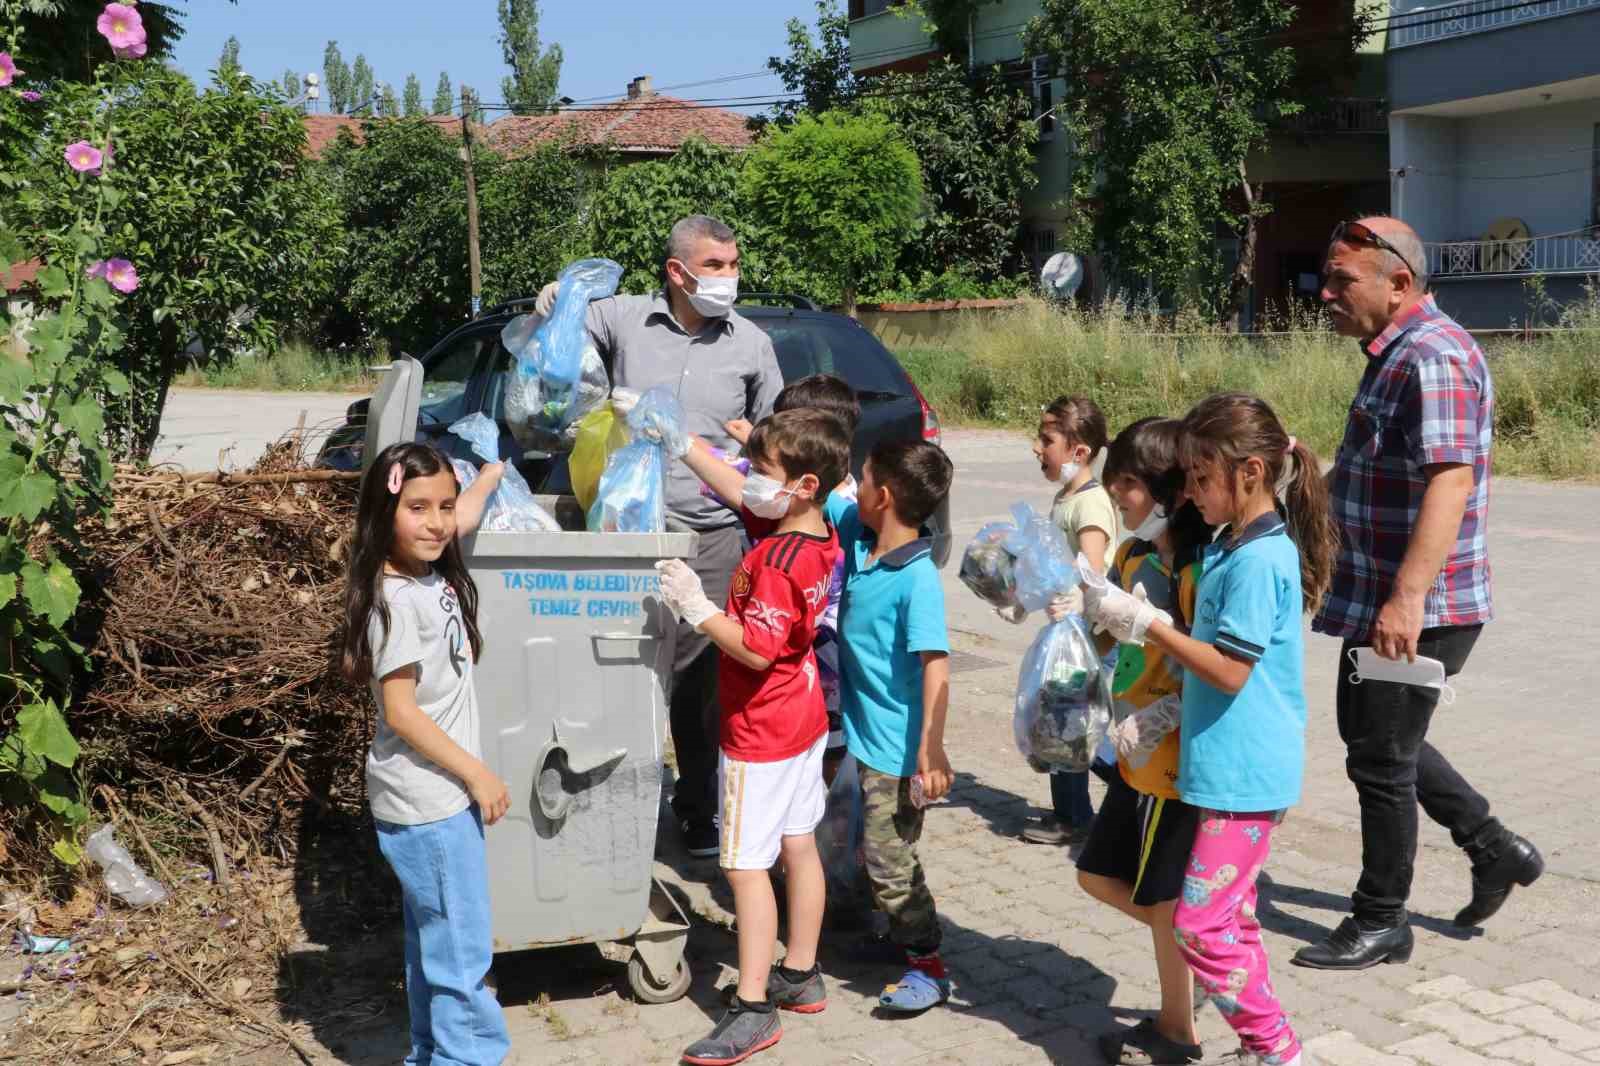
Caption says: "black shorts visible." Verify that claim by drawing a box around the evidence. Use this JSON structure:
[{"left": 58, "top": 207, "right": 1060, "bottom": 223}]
[{"left": 1076, "top": 772, "right": 1199, "bottom": 907}]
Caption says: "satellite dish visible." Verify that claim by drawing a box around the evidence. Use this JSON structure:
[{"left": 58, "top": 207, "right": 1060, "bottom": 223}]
[
  {"left": 1481, "top": 217, "right": 1531, "bottom": 273},
  {"left": 1040, "top": 252, "right": 1084, "bottom": 301}
]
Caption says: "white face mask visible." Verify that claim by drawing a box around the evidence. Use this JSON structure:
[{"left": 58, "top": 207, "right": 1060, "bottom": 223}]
[
  {"left": 1347, "top": 647, "right": 1456, "bottom": 705},
  {"left": 1049, "top": 460, "right": 1081, "bottom": 485},
  {"left": 682, "top": 269, "right": 738, "bottom": 318},
  {"left": 742, "top": 472, "right": 795, "bottom": 519},
  {"left": 1130, "top": 506, "right": 1168, "bottom": 542}
]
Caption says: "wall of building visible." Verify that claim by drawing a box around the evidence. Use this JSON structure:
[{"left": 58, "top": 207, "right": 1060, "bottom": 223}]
[
  {"left": 1387, "top": 8, "right": 1600, "bottom": 112},
  {"left": 1431, "top": 273, "right": 1596, "bottom": 329},
  {"left": 1391, "top": 113, "right": 1460, "bottom": 242},
  {"left": 1455, "top": 99, "right": 1599, "bottom": 239}
]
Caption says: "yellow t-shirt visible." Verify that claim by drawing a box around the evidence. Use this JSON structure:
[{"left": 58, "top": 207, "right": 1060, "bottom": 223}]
[
  {"left": 1051, "top": 480, "right": 1119, "bottom": 561},
  {"left": 1108, "top": 539, "right": 1200, "bottom": 801}
]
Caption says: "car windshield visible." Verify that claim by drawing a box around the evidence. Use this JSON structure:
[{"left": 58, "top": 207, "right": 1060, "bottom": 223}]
[{"left": 755, "top": 318, "right": 909, "bottom": 398}]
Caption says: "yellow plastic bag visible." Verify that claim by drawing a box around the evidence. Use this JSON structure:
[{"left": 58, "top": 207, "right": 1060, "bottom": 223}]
[{"left": 569, "top": 405, "right": 630, "bottom": 513}]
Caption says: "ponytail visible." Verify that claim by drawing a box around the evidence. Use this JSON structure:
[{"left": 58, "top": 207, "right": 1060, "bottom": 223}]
[{"left": 1279, "top": 438, "right": 1339, "bottom": 613}]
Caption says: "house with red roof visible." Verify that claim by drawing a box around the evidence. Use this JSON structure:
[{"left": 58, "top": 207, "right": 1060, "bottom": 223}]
[
  {"left": 300, "top": 113, "right": 479, "bottom": 159},
  {"left": 483, "top": 76, "right": 755, "bottom": 161}
]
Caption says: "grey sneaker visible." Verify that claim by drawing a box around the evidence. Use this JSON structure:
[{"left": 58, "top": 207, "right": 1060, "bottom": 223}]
[
  {"left": 767, "top": 966, "right": 827, "bottom": 1013},
  {"left": 1021, "top": 816, "right": 1088, "bottom": 846},
  {"left": 681, "top": 1001, "right": 782, "bottom": 1065}
]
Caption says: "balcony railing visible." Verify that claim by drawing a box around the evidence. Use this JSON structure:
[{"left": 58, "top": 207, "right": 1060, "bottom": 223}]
[
  {"left": 1389, "top": 0, "right": 1600, "bottom": 48},
  {"left": 1425, "top": 228, "right": 1600, "bottom": 278},
  {"left": 1273, "top": 98, "right": 1388, "bottom": 134}
]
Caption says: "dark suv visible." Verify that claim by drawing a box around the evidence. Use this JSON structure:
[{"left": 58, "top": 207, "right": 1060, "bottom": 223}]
[{"left": 316, "top": 295, "right": 950, "bottom": 562}]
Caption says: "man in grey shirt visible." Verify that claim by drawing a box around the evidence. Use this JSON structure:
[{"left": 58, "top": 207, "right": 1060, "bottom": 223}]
[{"left": 539, "top": 215, "right": 782, "bottom": 856}]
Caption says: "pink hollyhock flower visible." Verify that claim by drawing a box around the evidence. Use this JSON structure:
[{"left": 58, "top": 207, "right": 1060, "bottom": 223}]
[
  {"left": 97, "top": 4, "right": 147, "bottom": 51},
  {"left": 65, "top": 141, "right": 105, "bottom": 175},
  {"left": 0, "top": 53, "right": 19, "bottom": 88},
  {"left": 112, "top": 39, "right": 148, "bottom": 60},
  {"left": 19, "top": 91, "right": 42, "bottom": 103},
  {"left": 88, "top": 259, "right": 139, "bottom": 294}
]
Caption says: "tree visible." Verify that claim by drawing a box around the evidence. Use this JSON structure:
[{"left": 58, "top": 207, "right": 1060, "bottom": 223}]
[
  {"left": 480, "top": 145, "right": 594, "bottom": 305},
  {"left": 907, "top": 0, "right": 1004, "bottom": 55},
  {"left": 5, "top": 1, "right": 186, "bottom": 82},
  {"left": 403, "top": 73, "right": 423, "bottom": 117},
  {"left": 282, "top": 68, "right": 301, "bottom": 103},
  {"left": 497, "top": 0, "right": 562, "bottom": 114},
  {"left": 348, "top": 53, "right": 374, "bottom": 114},
  {"left": 432, "top": 71, "right": 454, "bottom": 115},
  {"left": 378, "top": 81, "right": 399, "bottom": 118},
  {"left": 765, "top": 0, "right": 857, "bottom": 125},
  {"left": 1026, "top": 0, "right": 1361, "bottom": 319},
  {"left": 460, "top": 84, "right": 485, "bottom": 124},
  {"left": 217, "top": 34, "right": 240, "bottom": 76},
  {"left": 22, "top": 67, "right": 344, "bottom": 458},
  {"left": 867, "top": 59, "right": 1036, "bottom": 287},
  {"left": 740, "top": 112, "right": 923, "bottom": 315},
  {"left": 323, "top": 40, "right": 350, "bottom": 113}
]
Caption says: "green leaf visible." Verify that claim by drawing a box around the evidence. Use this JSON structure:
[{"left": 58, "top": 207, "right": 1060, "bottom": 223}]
[
  {"left": 83, "top": 277, "right": 115, "bottom": 309},
  {"left": 31, "top": 638, "right": 78, "bottom": 687},
  {"left": 102, "top": 369, "right": 130, "bottom": 396},
  {"left": 36, "top": 266, "right": 70, "bottom": 299},
  {"left": 0, "top": 572, "right": 15, "bottom": 606},
  {"left": 0, "top": 358, "right": 30, "bottom": 404},
  {"left": 51, "top": 837, "right": 84, "bottom": 866},
  {"left": 0, "top": 455, "right": 57, "bottom": 522},
  {"left": 21, "top": 558, "right": 80, "bottom": 627},
  {"left": 17, "top": 700, "right": 80, "bottom": 768},
  {"left": 59, "top": 398, "right": 104, "bottom": 441}
]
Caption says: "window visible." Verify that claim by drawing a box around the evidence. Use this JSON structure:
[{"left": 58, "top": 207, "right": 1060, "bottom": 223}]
[
  {"left": 756, "top": 320, "right": 910, "bottom": 398},
  {"left": 1031, "top": 57, "right": 1057, "bottom": 142},
  {"left": 419, "top": 332, "right": 488, "bottom": 426},
  {"left": 849, "top": 0, "right": 901, "bottom": 19}
]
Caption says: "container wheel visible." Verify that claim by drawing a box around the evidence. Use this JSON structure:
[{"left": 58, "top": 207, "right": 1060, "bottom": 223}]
[{"left": 627, "top": 952, "right": 691, "bottom": 1004}]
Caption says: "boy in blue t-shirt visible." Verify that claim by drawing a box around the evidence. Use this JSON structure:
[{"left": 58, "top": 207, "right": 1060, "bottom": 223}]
[{"left": 831, "top": 437, "right": 956, "bottom": 1013}]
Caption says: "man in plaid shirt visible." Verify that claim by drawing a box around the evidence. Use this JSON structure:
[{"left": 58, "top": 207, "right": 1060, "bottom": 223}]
[{"left": 1292, "top": 218, "right": 1543, "bottom": 974}]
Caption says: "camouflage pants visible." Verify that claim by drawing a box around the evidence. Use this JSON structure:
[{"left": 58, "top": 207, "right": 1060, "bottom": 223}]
[{"left": 859, "top": 766, "right": 941, "bottom": 953}]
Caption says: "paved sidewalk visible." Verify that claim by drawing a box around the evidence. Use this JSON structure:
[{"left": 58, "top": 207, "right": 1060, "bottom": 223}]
[{"left": 322, "top": 429, "right": 1599, "bottom": 1066}]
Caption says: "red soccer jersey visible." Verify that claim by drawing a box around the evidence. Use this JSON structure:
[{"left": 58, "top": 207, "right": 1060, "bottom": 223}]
[{"left": 718, "top": 517, "right": 839, "bottom": 762}]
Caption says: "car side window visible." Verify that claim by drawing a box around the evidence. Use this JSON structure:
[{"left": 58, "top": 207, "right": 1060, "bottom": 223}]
[
  {"left": 419, "top": 333, "right": 486, "bottom": 425},
  {"left": 758, "top": 319, "right": 910, "bottom": 396}
]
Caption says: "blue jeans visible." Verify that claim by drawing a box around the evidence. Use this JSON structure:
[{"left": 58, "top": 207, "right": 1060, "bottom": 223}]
[
  {"left": 375, "top": 805, "right": 510, "bottom": 1066},
  {"left": 1050, "top": 770, "right": 1094, "bottom": 828}
]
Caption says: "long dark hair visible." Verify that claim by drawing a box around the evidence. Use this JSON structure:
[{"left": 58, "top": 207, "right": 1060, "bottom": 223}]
[
  {"left": 337, "top": 442, "right": 483, "bottom": 683},
  {"left": 1104, "top": 417, "right": 1215, "bottom": 576},
  {"left": 1178, "top": 393, "right": 1339, "bottom": 612}
]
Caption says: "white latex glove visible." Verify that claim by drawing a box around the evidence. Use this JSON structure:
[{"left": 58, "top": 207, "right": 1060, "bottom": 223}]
[
  {"left": 1112, "top": 694, "right": 1182, "bottom": 769},
  {"left": 1093, "top": 581, "right": 1173, "bottom": 645},
  {"left": 1045, "top": 586, "right": 1084, "bottom": 623},
  {"left": 655, "top": 559, "right": 719, "bottom": 630},
  {"left": 995, "top": 603, "right": 1028, "bottom": 625},
  {"left": 609, "top": 387, "right": 640, "bottom": 417},
  {"left": 535, "top": 280, "right": 560, "bottom": 317}
]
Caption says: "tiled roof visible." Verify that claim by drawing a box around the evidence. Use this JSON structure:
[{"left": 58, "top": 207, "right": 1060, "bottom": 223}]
[
  {"left": 484, "top": 94, "right": 755, "bottom": 157},
  {"left": 2, "top": 259, "right": 41, "bottom": 293},
  {"left": 301, "top": 114, "right": 478, "bottom": 158}
]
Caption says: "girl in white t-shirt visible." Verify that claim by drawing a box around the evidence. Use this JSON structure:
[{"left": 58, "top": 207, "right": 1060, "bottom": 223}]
[{"left": 337, "top": 441, "right": 511, "bottom": 1066}]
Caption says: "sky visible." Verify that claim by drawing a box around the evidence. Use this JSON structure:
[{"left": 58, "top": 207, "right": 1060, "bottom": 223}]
[{"left": 166, "top": 1, "right": 817, "bottom": 116}]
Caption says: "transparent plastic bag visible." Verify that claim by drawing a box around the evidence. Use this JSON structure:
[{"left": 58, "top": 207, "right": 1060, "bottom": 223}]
[
  {"left": 85, "top": 824, "right": 168, "bottom": 907},
  {"left": 814, "top": 755, "right": 871, "bottom": 914},
  {"left": 501, "top": 311, "right": 611, "bottom": 456},
  {"left": 586, "top": 386, "right": 684, "bottom": 533},
  {"left": 1003, "top": 502, "right": 1082, "bottom": 613},
  {"left": 447, "top": 413, "right": 559, "bottom": 532},
  {"left": 1014, "top": 614, "right": 1113, "bottom": 772},
  {"left": 959, "top": 520, "right": 1021, "bottom": 614}
]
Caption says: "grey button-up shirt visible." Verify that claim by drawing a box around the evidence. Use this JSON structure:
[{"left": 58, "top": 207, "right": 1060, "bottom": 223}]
[{"left": 586, "top": 292, "right": 782, "bottom": 530}]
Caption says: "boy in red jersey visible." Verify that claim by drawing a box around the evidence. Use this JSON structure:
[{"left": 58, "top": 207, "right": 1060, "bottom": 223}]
[{"left": 656, "top": 408, "right": 849, "bottom": 1066}]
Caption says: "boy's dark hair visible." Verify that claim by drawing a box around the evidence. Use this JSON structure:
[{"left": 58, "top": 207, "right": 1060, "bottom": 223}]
[
  {"left": 773, "top": 373, "right": 860, "bottom": 436},
  {"left": 1104, "top": 417, "right": 1215, "bottom": 575},
  {"left": 1040, "top": 395, "right": 1109, "bottom": 458},
  {"left": 867, "top": 438, "right": 953, "bottom": 528},
  {"left": 746, "top": 408, "right": 851, "bottom": 500}
]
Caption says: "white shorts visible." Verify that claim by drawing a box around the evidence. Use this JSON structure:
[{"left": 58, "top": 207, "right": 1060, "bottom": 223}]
[{"left": 718, "top": 734, "right": 827, "bottom": 871}]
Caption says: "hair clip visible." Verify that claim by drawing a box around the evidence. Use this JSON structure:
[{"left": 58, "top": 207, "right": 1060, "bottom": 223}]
[
  {"left": 386, "top": 461, "right": 404, "bottom": 495},
  {"left": 1284, "top": 436, "right": 1297, "bottom": 456}
]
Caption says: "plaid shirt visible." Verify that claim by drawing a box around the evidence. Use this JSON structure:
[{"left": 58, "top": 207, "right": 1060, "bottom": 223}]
[{"left": 1313, "top": 296, "right": 1495, "bottom": 640}]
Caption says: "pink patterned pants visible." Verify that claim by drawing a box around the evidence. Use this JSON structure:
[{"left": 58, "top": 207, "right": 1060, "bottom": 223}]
[{"left": 1172, "top": 811, "right": 1301, "bottom": 1065}]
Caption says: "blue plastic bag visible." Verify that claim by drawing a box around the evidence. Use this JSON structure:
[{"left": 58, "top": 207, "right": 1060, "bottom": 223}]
[
  {"left": 535, "top": 259, "right": 623, "bottom": 390},
  {"left": 1003, "top": 502, "right": 1082, "bottom": 613},
  {"left": 447, "top": 413, "right": 558, "bottom": 532},
  {"left": 586, "top": 387, "right": 684, "bottom": 533}
]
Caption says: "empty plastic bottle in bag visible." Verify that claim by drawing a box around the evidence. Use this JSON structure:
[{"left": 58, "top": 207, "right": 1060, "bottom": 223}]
[{"left": 85, "top": 824, "right": 168, "bottom": 907}]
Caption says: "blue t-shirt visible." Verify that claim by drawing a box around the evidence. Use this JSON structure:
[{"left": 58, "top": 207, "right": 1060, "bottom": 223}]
[
  {"left": 1178, "top": 512, "right": 1306, "bottom": 813},
  {"left": 833, "top": 501, "right": 950, "bottom": 778}
]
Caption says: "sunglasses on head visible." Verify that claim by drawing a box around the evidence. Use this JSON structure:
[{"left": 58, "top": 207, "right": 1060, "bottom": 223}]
[{"left": 1330, "top": 221, "right": 1420, "bottom": 280}]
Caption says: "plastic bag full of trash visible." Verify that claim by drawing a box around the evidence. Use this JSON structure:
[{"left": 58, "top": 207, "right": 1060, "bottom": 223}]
[{"left": 447, "top": 413, "right": 559, "bottom": 532}]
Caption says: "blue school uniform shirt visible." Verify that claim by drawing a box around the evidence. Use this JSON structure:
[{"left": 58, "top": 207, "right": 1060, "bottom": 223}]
[
  {"left": 829, "top": 498, "right": 950, "bottom": 778},
  {"left": 1178, "top": 512, "right": 1307, "bottom": 813}
]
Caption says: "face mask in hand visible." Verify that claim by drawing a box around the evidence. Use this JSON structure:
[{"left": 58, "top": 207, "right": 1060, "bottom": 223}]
[
  {"left": 1130, "top": 506, "right": 1168, "bottom": 542},
  {"left": 1347, "top": 647, "right": 1456, "bottom": 706},
  {"left": 742, "top": 473, "right": 795, "bottom": 519},
  {"left": 683, "top": 270, "right": 738, "bottom": 318}
]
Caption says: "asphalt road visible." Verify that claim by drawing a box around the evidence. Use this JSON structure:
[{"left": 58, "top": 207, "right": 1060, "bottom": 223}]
[{"left": 151, "top": 387, "right": 358, "bottom": 470}]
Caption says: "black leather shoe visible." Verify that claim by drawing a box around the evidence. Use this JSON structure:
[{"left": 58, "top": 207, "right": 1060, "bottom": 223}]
[
  {"left": 1290, "top": 917, "right": 1413, "bottom": 970},
  {"left": 1455, "top": 832, "right": 1543, "bottom": 927}
]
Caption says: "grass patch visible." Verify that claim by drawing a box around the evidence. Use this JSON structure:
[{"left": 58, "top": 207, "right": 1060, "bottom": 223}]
[
  {"left": 174, "top": 342, "right": 379, "bottom": 393},
  {"left": 897, "top": 297, "right": 1600, "bottom": 482}
]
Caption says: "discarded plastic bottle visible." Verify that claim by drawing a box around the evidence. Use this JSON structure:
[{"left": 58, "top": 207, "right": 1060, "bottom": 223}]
[{"left": 84, "top": 824, "right": 169, "bottom": 908}]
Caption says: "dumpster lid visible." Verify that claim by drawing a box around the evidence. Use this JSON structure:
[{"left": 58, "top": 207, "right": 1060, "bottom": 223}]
[{"left": 362, "top": 356, "right": 423, "bottom": 474}]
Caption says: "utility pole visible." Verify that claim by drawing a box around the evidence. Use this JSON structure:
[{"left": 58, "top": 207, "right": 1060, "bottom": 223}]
[{"left": 461, "top": 87, "right": 483, "bottom": 319}]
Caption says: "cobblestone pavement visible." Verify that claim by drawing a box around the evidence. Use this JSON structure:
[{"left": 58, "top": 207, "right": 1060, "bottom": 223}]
[{"left": 322, "top": 430, "right": 1599, "bottom": 1066}]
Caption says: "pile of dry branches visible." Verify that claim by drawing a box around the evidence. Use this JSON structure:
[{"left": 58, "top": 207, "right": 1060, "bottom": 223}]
[{"left": 3, "top": 442, "right": 406, "bottom": 1064}]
